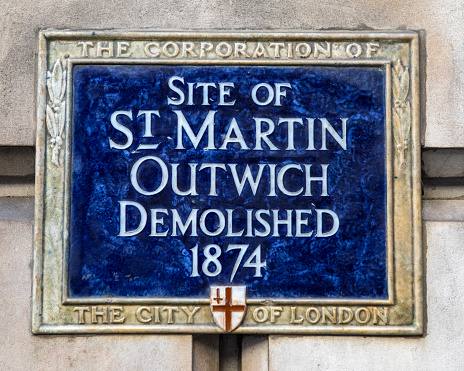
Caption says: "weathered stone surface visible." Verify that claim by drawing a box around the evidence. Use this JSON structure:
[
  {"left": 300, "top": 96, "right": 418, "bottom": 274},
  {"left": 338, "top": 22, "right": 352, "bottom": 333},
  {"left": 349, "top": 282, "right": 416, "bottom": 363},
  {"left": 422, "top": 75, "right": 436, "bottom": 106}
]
[
  {"left": 423, "top": 149, "right": 464, "bottom": 178},
  {"left": 423, "top": 200, "right": 464, "bottom": 221},
  {"left": 0, "top": 218, "right": 193, "bottom": 370},
  {"left": 423, "top": 178, "right": 464, "bottom": 200},
  {"left": 219, "top": 335, "right": 241, "bottom": 371},
  {"left": 268, "top": 221, "right": 464, "bottom": 371},
  {"left": 0, "top": 147, "right": 35, "bottom": 176},
  {"left": 0, "top": 176, "right": 35, "bottom": 197},
  {"left": 0, "top": 197, "right": 34, "bottom": 221},
  {"left": 242, "top": 336, "right": 269, "bottom": 371},
  {"left": 193, "top": 335, "right": 219, "bottom": 371},
  {"left": 0, "top": 0, "right": 463, "bottom": 146}
]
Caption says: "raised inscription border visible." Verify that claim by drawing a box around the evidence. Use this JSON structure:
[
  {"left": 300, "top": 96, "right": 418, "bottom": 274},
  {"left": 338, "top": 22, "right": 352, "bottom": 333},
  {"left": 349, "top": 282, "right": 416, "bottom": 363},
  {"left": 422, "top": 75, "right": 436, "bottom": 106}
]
[{"left": 33, "top": 30, "right": 421, "bottom": 335}]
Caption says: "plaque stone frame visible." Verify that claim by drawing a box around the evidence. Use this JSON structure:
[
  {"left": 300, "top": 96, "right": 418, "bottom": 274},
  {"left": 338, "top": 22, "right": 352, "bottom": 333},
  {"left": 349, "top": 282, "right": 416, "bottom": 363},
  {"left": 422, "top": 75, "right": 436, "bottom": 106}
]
[{"left": 33, "top": 30, "right": 422, "bottom": 335}]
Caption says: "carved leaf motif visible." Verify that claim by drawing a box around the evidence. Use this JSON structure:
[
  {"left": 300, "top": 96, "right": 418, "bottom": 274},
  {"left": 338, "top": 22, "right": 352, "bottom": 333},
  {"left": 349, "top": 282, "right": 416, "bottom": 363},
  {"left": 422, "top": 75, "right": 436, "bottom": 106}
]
[
  {"left": 393, "top": 108, "right": 405, "bottom": 167},
  {"left": 392, "top": 109, "right": 402, "bottom": 148},
  {"left": 60, "top": 70, "right": 67, "bottom": 101},
  {"left": 400, "top": 68, "right": 409, "bottom": 101},
  {"left": 46, "top": 72, "right": 54, "bottom": 105},
  {"left": 392, "top": 59, "right": 411, "bottom": 168},
  {"left": 59, "top": 101, "right": 66, "bottom": 136},
  {"left": 392, "top": 69, "right": 400, "bottom": 99},
  {"left": 402, "top": 101, "right": 411, "bottom": 139},
  {"left": 46, "top": 104, "right": 56, "bottom": 138},
  {"left": 394, "top": 60, "right": 404, "bottom": 78},
  {"left": 45, "top": 59, "right": 67, "bottom": 167},
  {"left": 50, "top": 60, "right": 63, "bottom": 103}
]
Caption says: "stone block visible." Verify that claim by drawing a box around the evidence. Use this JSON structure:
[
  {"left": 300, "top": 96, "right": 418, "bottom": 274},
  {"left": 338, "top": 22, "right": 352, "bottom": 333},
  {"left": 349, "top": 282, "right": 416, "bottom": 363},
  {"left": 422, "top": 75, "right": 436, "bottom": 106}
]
[
  {"left": 0, "top": 197, "right": 34, "bottom": 221},
  {"left": 423, "top": 200, "right": 464, "bottom": 221},
  {"left": 219, "top": 335, "right": 241, "bottom": 371},
  {"left": 242, "top": 336, "right": 269, "bottom": 371},
  {"left": 193, "top": 335, "right": 219, "bottom": 371},
  {"left": 423, "top": 178, "right": 464, "bottom": 200},
  {"left": 422, "top": 149, "right": 464, "bottom": 178},
  {"left": 0, "top": 147, "right": 35, "bottom": 176},
  {"left": 0, "top": 177, "right": 35, "bottom": 197}
]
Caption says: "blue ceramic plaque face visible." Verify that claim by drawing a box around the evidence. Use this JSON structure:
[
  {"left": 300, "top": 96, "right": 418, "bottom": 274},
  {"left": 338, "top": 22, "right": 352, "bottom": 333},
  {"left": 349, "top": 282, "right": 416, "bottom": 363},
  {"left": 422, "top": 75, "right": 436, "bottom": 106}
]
[{"left": 69, "top": 64, "right": 387, "bottom": 300}]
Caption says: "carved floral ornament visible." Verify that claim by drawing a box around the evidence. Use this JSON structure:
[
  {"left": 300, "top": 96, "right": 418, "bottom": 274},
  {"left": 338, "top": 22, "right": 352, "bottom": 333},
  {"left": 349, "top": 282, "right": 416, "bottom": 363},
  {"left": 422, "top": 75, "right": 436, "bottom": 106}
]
[
  {"left": 46, "top": 59, "right": 66, "bottom": 167},
  {"left": 392, "top": 59, "right": 411, "bottom": 168}
]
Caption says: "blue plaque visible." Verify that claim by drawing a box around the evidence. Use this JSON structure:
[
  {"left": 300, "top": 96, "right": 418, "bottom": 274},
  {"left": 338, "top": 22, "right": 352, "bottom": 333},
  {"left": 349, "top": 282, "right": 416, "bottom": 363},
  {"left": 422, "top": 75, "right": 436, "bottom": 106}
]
[
  {"left": 69, "top": 64, "right": 387, "bottom": 299},
  {"left": 34, "top": 32, "right": 422, "bottom": 335}
]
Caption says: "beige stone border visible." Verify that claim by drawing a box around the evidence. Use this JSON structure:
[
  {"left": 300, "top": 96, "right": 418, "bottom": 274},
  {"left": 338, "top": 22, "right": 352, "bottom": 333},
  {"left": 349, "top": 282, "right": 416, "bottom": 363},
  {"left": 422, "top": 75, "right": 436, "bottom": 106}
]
[{"left": 33, "top": 30, "right": 421, "bottom": 335}]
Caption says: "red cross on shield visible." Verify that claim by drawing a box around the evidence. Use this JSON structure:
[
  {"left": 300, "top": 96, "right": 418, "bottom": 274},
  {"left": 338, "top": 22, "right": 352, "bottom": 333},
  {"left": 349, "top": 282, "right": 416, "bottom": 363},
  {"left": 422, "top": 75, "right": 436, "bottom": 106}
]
[{"left": 210, "top": 286, "right": 247, "bottom": 332}]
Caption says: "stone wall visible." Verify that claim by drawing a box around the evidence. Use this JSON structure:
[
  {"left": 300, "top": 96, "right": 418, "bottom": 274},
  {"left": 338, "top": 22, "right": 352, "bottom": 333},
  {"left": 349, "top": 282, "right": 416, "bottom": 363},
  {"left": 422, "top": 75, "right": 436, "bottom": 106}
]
[{"left": 1, "top": 0, "right": 463, "bottom": 369}]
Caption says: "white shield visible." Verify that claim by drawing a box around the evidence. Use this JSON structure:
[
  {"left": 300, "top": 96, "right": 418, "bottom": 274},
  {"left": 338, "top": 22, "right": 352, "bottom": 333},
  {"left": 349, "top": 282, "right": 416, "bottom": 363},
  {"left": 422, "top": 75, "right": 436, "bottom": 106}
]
[{"left": 210, "top": 286, "right": 247, "bottom": 332}]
